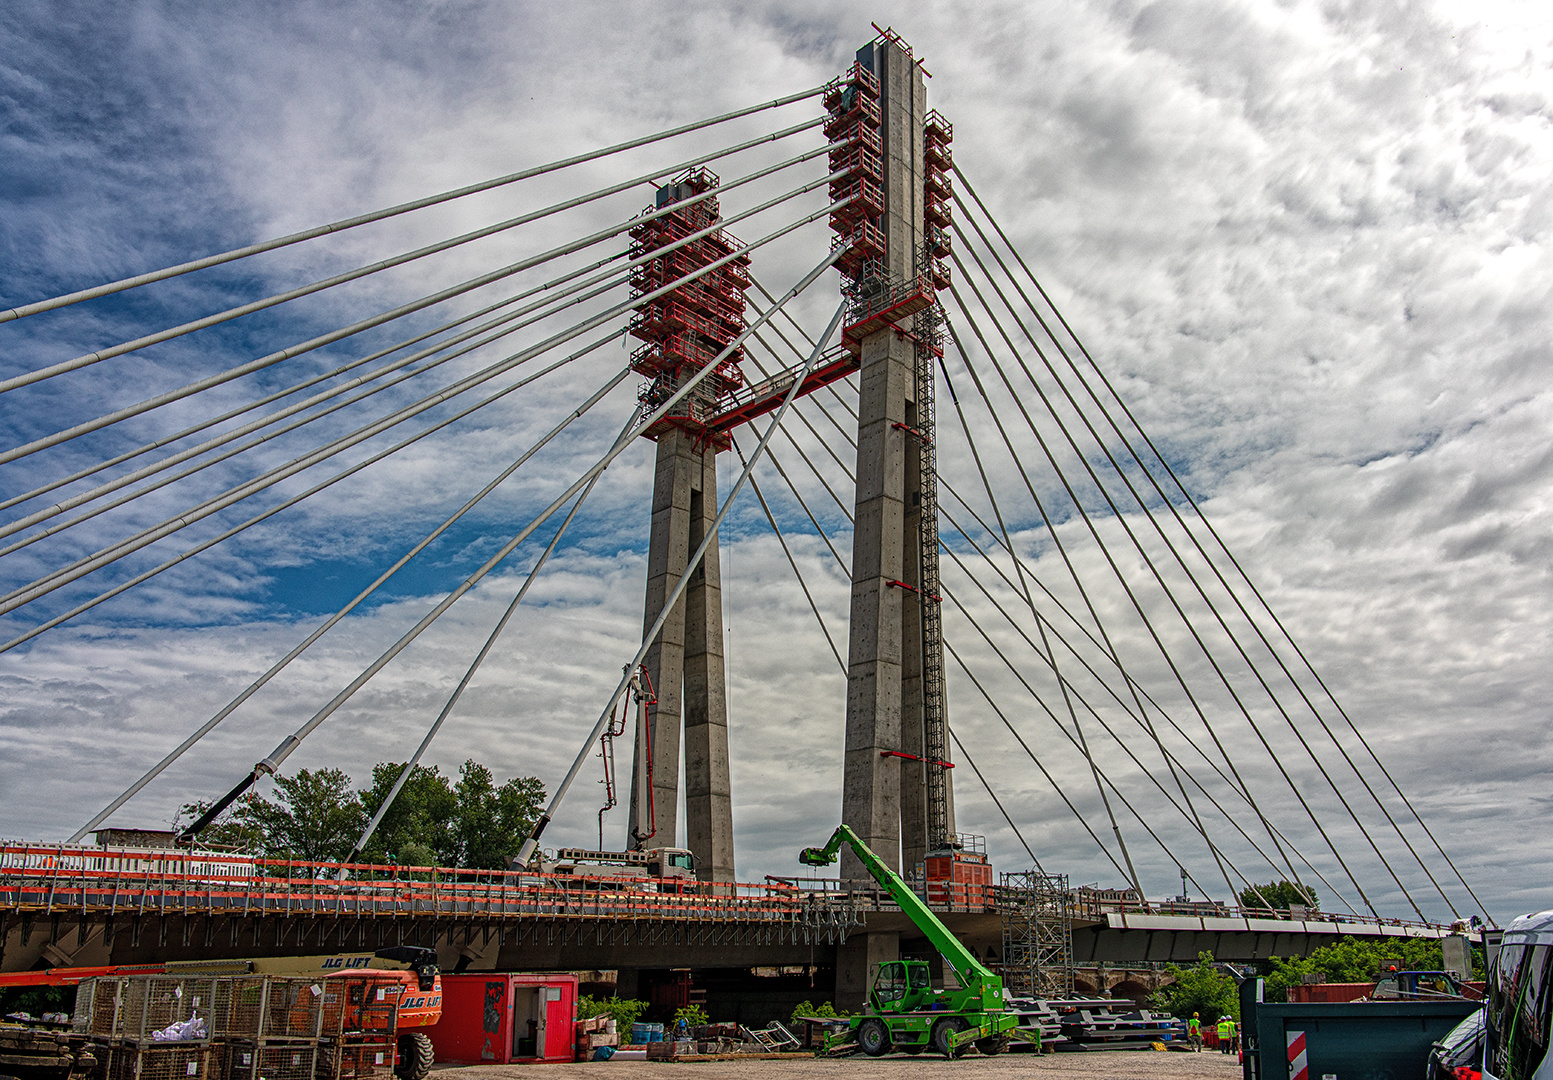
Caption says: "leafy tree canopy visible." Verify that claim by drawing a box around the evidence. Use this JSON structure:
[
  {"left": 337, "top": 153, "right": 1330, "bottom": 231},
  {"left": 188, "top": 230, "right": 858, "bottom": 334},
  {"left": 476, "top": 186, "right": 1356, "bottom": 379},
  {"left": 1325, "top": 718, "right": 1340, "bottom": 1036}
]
[
  {"left": 1153, "top": 951, "right": 1240, "bottom": 1024},
  {"left": 1239, "top": 880, "right": 1319, "bottom": 912},
  {"left": 175, "top": 760, "right": 543, "bottom": 870}
]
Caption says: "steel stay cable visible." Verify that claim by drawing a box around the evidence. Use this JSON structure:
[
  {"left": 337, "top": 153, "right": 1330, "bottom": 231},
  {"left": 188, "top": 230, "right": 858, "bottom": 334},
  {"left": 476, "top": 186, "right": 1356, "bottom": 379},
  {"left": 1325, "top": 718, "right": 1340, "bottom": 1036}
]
[
  {"left": 0, "top": 119, "right": 829, "bottom": 396},
  {"left": 0, "top": 142, "right": 840, "bottom": 469},
  {"left": 931, "top": 500, "right": 1361, "bottom": 914},
  {"left": 938, "top": 310, "right": 1149, "bottom": 901},
  {"left": 2, "top": 198, "right": 850, "bottom": 616},
  {"left": 773, "top": 371, "right": 1359, "bottom": 911},
  {"left": 513, "top": 287, "right": 849, "bottom": 865},
  {"left": 0, "top": 258, "right": 638, "bottom": 552},
  {"left": 64, "top": 366, "right": 629, "bottom": 843},
  {"left": 953, "top": 225, "right": 1428, "bottom": 919},
  {"left": 1, "top": 83, "right": 830, "bottom": 325},
  {"left": 730, "top": 435, "right": 846, "bottom": 676},
  {"left": 346, "top": 438, "right": 613, "bottom": 865},
  {"left": 936, "top": 539, "right": 1358, "bottom": 914},
  {"left": 940, "top": 319, "right": 1240, "bottom": 906},
  {"left": 5, "top": 127, "right": 827, "bottom": 517},
  {"left": 954, "top": 165, "right": 1484, "bottom": 919},
  {"left": 950, "top": 276, "right": 1378, "bottom": 917},
  {"left": 9, "top": 339, "right": 626, "bottom": 660},
  {"left": 944, "top": 727, "right": 1044, "bottom": 873},
  {"left": 756, "top": 395, "right": 1266, "bottom": 905},
  {"left": 943, "top": 301, "right": 1309, "bottom": 892},
  {"left": 735, "top": 447, "right": 1044, "bottom": 873},
  {"left": 0, "top": 261, "right": 622, "bottom": 517}
]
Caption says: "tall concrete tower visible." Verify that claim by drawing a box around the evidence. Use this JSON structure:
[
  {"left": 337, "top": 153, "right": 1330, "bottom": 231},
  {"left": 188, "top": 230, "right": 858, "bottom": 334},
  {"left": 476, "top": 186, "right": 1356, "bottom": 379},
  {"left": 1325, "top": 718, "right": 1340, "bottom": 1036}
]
[
  {"left": 623, "top": 169, "right": 749, "bottom": 884},
  {"left": 826, "top": 31, "right": 958, "bottom": 1004}
]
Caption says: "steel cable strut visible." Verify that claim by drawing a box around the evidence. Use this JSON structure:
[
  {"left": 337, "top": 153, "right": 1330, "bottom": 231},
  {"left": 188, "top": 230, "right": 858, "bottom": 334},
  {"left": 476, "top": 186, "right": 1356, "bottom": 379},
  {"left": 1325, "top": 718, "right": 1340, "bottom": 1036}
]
[
  {"left": 955, "top": 164, "right": 1483, "bottom": 919},
  {"left": 1, "top": 84, "right": 831, "bottom": 325},
  {"left": 3, "top": 130, "right": 832, "bottom": 513},
  {"left": 953, "top": 225, "right": 1428, "bottom": 919},
  {"left": 757, "top": 399, "right": 1261, "bottom": 906},
  {"left": 194, "top": 247, "right": 849, "bottom": 847},
  {"left": 1, "top": 197, "right": 850, "bottom": 616},
  {"left": 733, "top": 432, "right": 1045, "bottom": 873},
  {"left": 738, "top": 301, "right": 1305, "bottom": 904},
  {"left": 9, "top": 337, "right": 625, "bottom": 659},
  {"left": 65, "top": 363, "right": 631, "bottom": 839}
]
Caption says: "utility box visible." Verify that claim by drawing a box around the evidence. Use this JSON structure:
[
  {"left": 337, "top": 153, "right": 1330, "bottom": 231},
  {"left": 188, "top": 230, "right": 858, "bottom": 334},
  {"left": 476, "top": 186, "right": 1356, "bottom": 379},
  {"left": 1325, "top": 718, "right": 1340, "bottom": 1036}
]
[
  {"left": 429, "top": 973, "right": 578, "bottom": 1064},
  {"left": 1246, "top": 1000, "right": 1479, "bottom": 1080}
]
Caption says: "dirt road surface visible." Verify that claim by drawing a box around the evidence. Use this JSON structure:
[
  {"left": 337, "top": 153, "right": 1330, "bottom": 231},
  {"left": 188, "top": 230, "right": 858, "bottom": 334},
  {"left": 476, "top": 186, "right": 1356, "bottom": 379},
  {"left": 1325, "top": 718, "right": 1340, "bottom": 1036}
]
[{"left": 440, "top": 1051, "right": 1245, "bottom": 1080}]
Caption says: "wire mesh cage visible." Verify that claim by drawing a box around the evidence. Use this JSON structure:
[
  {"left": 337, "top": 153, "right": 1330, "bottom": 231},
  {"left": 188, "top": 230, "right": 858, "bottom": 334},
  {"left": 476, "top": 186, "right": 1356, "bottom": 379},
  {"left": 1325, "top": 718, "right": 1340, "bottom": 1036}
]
[
  {"left": 317, "top": 978, "right": 397, "bottom": 1037},
  {"left": 80, "top": 978, "right": 221, "bottom": 1040},
  {"left": 214, "top": 978, "right": 326, "bottom": 1040},
  {"left": 222, "top": 1041, "right": 319, "bottom": 1080},
  {"left": 103, "top": 1043, "right": 215, "bottom": 1080},
  {"left": 320, "top": 1039, "right": 395, "bottom": 1080}
]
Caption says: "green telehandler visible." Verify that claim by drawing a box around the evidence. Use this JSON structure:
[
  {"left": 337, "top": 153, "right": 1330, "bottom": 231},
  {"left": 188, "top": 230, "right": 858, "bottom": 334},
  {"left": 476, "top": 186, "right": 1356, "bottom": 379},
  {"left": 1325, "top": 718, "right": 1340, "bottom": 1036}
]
[{"left": 800, "top": 824, "right": 1026, "bottom": 1058}]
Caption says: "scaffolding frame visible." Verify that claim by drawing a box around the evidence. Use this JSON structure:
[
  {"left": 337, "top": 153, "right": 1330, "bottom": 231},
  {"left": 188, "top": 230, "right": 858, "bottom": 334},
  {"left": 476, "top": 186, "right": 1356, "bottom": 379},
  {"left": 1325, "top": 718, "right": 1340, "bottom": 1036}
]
[{"left": 1000, "top": 870, "right": 1074, "bottom": 998}]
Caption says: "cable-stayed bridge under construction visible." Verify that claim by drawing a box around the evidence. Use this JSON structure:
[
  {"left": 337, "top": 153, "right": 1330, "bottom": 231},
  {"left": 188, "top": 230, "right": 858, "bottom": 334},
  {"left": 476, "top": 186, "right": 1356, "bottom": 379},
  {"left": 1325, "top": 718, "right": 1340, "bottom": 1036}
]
[{"left": 0, "top": 29, "right": 1484, "bottom": 1002}]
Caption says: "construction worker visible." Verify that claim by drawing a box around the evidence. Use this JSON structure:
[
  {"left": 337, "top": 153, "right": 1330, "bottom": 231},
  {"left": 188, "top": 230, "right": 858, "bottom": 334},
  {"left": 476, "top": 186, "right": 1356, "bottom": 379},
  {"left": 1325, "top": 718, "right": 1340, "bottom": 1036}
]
[
  {"left": 1217, "top": 1014, "right": 1235, "bottom": 1053},
  {"left": 1187, "top": 1012, "right": 1203, "bottom": 1051}
]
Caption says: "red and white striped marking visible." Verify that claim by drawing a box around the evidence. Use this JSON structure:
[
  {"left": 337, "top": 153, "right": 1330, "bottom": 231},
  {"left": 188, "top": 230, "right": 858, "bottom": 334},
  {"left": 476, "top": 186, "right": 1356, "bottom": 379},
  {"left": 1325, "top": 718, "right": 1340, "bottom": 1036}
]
[{"left": 1287, "top": 1029, "right": 1308, "bottom": 1080}]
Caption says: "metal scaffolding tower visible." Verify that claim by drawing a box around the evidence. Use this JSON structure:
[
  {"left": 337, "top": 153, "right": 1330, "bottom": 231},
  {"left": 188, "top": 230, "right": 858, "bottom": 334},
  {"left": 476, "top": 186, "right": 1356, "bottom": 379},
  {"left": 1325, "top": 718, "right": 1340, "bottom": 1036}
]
[{"left": 1000, "top": 870, "right": 1075, "bottom": 999}]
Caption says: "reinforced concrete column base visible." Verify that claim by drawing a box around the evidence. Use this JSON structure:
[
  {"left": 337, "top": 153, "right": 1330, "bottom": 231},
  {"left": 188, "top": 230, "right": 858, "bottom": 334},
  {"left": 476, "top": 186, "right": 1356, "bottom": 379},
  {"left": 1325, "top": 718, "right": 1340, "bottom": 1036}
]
[{"left": 834, "top": 931, "right": 899, "bottom": 1012}]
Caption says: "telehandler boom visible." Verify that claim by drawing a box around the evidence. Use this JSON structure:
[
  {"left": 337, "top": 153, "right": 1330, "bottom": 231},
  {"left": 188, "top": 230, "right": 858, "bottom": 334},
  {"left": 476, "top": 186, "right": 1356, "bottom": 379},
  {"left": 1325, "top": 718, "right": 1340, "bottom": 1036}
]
[{"left": 800, "top": 825, "right": 1022, "bottom": 1057}]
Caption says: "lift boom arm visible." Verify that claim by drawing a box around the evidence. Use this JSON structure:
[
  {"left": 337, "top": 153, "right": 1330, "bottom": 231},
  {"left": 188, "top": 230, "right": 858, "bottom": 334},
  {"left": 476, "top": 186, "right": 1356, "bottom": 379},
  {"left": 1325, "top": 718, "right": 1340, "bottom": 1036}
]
[{"left": 801, "top": 824, "right": 997, "bottom": 996}]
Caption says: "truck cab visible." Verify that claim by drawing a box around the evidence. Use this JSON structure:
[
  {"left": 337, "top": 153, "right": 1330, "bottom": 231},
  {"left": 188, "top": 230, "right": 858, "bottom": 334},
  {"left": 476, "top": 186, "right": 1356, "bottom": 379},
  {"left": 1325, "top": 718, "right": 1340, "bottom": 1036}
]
[{"left": 1372, "top": 970, "right": 1465, "bottom": 1000}]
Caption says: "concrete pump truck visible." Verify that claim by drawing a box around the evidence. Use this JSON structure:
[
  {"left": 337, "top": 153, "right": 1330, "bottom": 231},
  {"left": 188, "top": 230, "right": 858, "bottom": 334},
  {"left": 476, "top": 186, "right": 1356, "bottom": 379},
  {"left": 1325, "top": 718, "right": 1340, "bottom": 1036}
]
[{"left": 800, "top": 825, "right": 1022, "bottom": 1058}]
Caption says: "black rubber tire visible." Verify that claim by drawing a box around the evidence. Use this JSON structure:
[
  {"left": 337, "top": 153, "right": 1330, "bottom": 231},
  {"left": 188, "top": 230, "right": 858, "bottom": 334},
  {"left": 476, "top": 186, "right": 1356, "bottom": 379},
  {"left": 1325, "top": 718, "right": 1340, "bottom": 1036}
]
[
  {"left": 858, "top": 1018, "right": 892, "bottom": 1057},
  {"left": 396, "top": 1032, "right": 434, "bottom": 1080},
  {"left": 975, "top": 1034, "right": 1011, "bottom": 1056},
  {"left": 930, "top": 1017, "right": 968, "bottom": 1058}
]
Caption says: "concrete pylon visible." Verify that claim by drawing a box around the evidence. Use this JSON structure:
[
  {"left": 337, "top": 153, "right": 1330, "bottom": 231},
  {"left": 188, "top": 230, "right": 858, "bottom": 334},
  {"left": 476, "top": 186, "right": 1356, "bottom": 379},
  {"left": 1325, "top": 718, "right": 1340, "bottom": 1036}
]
[
  {"left": 627, "top": 428, "right": 735, "bottom": 882},
  {"left": 841, "top": 35, "right": 957, "bottom": 883}
]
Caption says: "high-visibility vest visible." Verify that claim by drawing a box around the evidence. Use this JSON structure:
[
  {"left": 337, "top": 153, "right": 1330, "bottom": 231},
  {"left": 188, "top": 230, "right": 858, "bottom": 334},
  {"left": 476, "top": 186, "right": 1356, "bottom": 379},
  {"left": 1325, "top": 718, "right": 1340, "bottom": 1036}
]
[
  {"left": 1218, "top": 1019, "right": 1234, "bottom": 1038},
  {"left": 1188, "top": 1018, "right": 1201, "bottom": 1035}
]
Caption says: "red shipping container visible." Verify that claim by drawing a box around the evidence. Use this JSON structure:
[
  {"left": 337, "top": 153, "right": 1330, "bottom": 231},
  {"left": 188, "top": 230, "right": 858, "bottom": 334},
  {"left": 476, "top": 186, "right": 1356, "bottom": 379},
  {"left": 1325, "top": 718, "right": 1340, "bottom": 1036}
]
[{"left": 428, "top": 973, "right": 578, "bottom": 1064}]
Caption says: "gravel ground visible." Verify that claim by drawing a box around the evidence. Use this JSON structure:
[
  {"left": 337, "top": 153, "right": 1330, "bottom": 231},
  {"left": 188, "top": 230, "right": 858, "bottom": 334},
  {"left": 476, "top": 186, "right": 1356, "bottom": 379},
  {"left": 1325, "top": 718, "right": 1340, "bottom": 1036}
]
[{"left": 438, "top": 1051, "right": 1246, "bottom": 1080}]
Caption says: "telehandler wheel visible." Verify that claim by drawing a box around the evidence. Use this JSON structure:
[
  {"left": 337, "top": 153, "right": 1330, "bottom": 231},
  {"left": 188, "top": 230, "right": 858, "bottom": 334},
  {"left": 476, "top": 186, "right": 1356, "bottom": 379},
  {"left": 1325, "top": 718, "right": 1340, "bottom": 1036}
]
[
  {"left": 858, "top": 1018, "right": 892, "bottom": 1057},
  {"left": 930, "top": 1017, "right": 968, "bottom": 1058},
  {"left": 975, "top": 1034, "right": 1011, "bottom": 1056},
  {"left": 396, "top": 1032, "right": 434, "bottom": 1080}
]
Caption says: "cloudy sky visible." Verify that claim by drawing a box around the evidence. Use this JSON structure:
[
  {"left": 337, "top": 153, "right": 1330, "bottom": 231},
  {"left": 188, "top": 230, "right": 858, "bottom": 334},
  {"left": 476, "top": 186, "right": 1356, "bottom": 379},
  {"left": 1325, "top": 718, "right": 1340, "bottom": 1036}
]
[{"left": 2, "top": 0, "right": 1551, "bottom": 925}]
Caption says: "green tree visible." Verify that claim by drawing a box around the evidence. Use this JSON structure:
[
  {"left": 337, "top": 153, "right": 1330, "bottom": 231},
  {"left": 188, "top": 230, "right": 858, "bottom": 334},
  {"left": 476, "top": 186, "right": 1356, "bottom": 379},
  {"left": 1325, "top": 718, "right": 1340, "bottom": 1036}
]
[
  {"left": 357, "top": 763, "right": 459, "bottom": 866},
  {"left": 245, "top": 768, "right": 365, "bottom": 863},
  {"left": 173, "top": 793, "right": 266, "bottom": 851},
  {"left": 452, "top": 760, "right": 545, "bottom": 870},
  {"left": 1239, "top": 880, "right": 1319, "bottom": 913},
  {"left": 1153, "top": 952, "right": 1239, "bottom": 1024}
]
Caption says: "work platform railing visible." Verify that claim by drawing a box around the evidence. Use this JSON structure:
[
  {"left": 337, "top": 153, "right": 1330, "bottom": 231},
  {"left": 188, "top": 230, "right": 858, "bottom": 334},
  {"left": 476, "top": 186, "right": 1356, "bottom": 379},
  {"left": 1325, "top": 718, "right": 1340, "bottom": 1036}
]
[{"left": 0, "top": 844, "right": 858, "bottom": 929}]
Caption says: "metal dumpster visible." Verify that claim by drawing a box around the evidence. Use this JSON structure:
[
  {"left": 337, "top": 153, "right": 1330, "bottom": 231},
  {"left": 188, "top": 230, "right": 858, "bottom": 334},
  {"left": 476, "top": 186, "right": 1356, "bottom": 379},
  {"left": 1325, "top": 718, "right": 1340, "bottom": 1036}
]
[{"left": 1245, "top": 998, "right": 1480, "bottom": 1079}]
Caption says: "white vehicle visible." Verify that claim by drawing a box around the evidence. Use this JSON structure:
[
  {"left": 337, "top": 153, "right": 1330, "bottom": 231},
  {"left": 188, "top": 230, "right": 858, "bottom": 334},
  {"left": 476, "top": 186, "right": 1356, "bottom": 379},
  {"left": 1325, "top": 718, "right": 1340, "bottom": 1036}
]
[
  {"left": 1483, "top": 909, "right": 1553, "bottom": 1079},
  {"left": 516, "top": 846, "right": 698, "bottom": 891}
]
